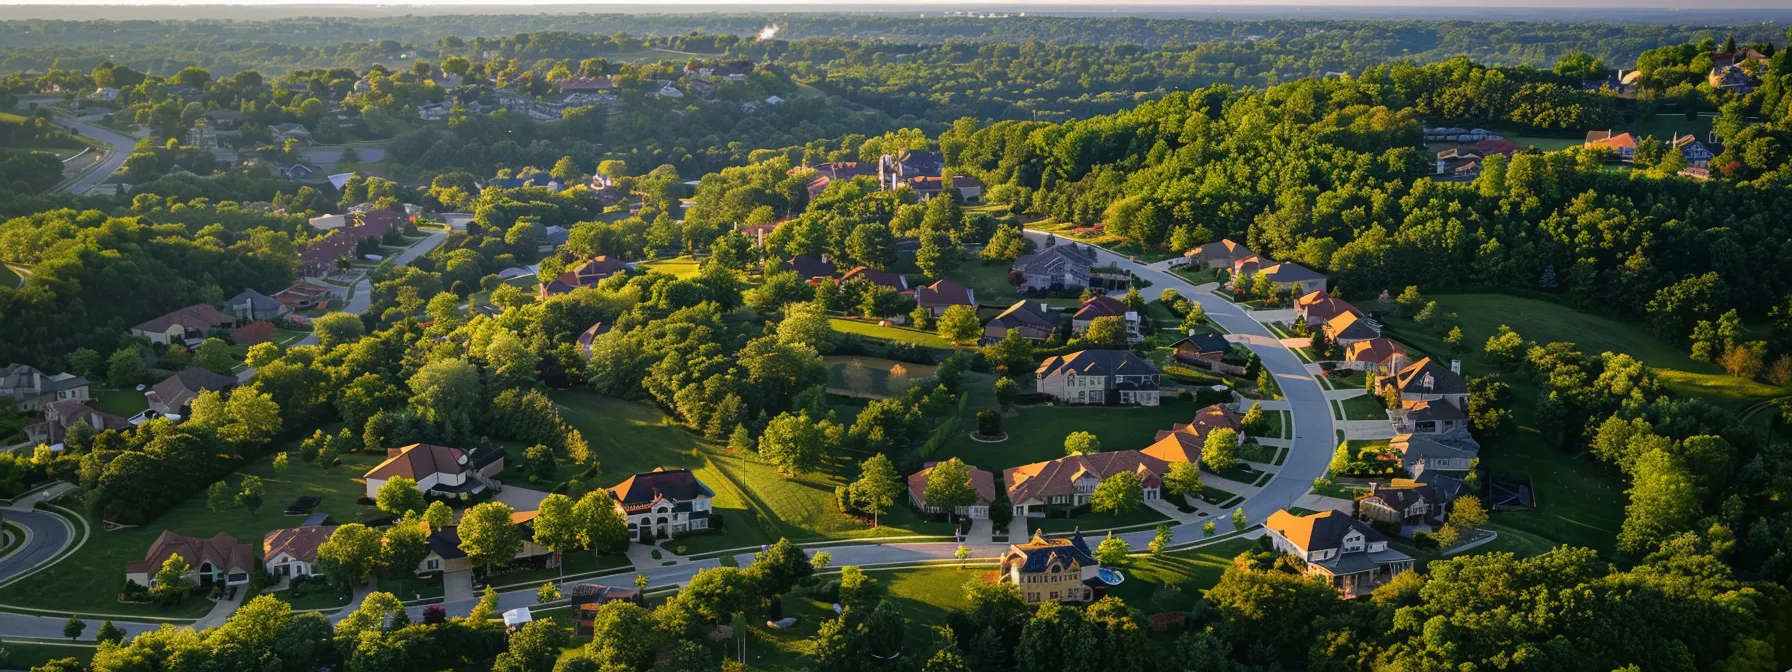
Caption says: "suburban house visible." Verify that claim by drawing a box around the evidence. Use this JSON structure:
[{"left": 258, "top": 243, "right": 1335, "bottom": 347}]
[
  {"left": 362, "top": 443, "right": 505, "bottom": 501},
  {"left": 125, "top": 530, "right": 256, "bottom": 589},
  {"left": 950, "top": 175, "right": 984, "bottom": 203},
  {"left": 1264, "top": 509, "right": 1415, "bottom": 598},
  {"left": 840, "top": 266, "right": 909, "bottom": 291},
  {"left": 1168, "top": 333, "right": 1246, "bottom": 375},
  {"left": 262, "top": 525, "right": 335, "bottom": 578},
  {"left": 1, "top": 364, "right": 90, "bottom": 412},
  {"left": 912, "top": 279, "right": 976, "bottom": 316},
  {"left": 25, "top": 399, "right": 132, "bottom": 445},
  {"left": 131, "top": 304, "right": 242, "bottom": 347},
  {"left": 1294, "top": 290, "right": 1362, "bottom": 326},
  {"left": 1256, "top": 262, "right": 1329, "bottom": 293},
  {"left": 539, "top": 256, "right": 630, "bottom": 298},
  {"left": 225, "top": 289, "right": 288, "bottom": 322},
  {"left": 1006, "top": 450, "right": 1168, "bottom": 517},
  {"left": 570, "top": 584, "right": 642, "bottom": 635},
  {"left": 984, "top": 301, "right": 1057, "bottom": 343},
  {"left": 269, "top": 123, "right": 313, "bottom": 145},
  {"left": 1672, "top": 132, "right": 1716, "bottom": 167},
  {"left": 296, "top": 214, "right": 403, "bottom": 277},
  {"left": 907, "top": 461, "right": 997, "bottom": 519},
  {"left": 1434, "top": 138, "right": 1520, "bottom": 177},
  {"left": 1000, "top": 530, "right": 1117, "bottom": 604},
  {"left": 1141, "top": 403, "right": 1245, "bottom": 465},
  {"left": 146, "top": 367, "right": 238, "bottom": 417},
  {"left": 781, "top": 255, "right": 838, "bottom": 282},
  {"left": 608, "top": 468, "right": 715, "bottom": 542},
  {"left": 1342, "top": 338, "right": 1408, "bottom": 373},
  {"left": 1070, "top": 295, "right": 1142, "bottom": 343},
  {"left": 877, "top": 150, "right": 944, "bottom": 192},
  {"left": 419, "top": 526, "right": 471, "bottom": 574},
  {"left": 1584, "top": 130, "right": 1639, "bottom": 161},
  {"left": 1356, "top": 481, "right": 1451, "bottom": 535},
  {"left": 1376, "top": 357, "right": 1469, "bottom": 410},
  {"left": 1011, "top": 245, "right": 1094, "bottom": 292},
  {"left": 1035, "top": 350, "right": 1163, "bottom": 406},
  {"left": 507, "top": 509, "right": 565, "bottom": 566},
  {"left": 1322, "top": 312, "right": 1381, "bottom": 347},
  {"left": 1708, "top": 64, "right": 1756, "bottom": 94},
  {"left": 1189, "top": 239, "right": 1255, "bottom": 270},
  {"left": 576, "top": 322, "right": 612, "bottom": 358},
  {"left": 1231, "top": 256, "right": 1263, "bottom": 278},
  {"left": 1391, "top": 433, "right": 1481, "bottom": 477}
]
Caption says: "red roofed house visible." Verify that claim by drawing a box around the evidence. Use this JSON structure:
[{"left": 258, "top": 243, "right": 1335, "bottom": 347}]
[
  {"left": 907, "top": 460, "right": 996, "bottom": 519},
  {"left": 1142, "top": 403, "right": 1245, "bottom": 464},
  {"left": 840, "top": 266, "right": 909, "bottom": 291},
  {"left": 1006, "top": 450, "right": 1167, "bottom": 518},
  {"left": 539, "top": 256, "right": 630, "bottom": 298},
  {"left": 1189, "top": 239, "right": 1255, "bottom": 270},
  {"left": 1584, "top": 130, "right": 1638, "bottom": 161},
  {"left": 296, "top": 210, "right": 405, "bottom": 277},
  {"left": 913, "top": 279, "right": 976, "bottom": 316},
  {"left": 1070, "top": 295, "right": 1141, "bottom": 343},
  {"left": 1343, "top": 338, "right": 1408, "bottom": 374},
  {"left": 263, "top": 525, "right": 336, "bottom": 579},
  {"left": 1294, "top": 290, "right": 1362, "bottom": 326},
  {"left": 362, "top": 443, "right": 505, "bottom": 501},
  {"left": 608, "top": 468, "right": 715, "bottom": 542},
  {"left": 125, "top": 530, "right": 256, "bottom": 588}
]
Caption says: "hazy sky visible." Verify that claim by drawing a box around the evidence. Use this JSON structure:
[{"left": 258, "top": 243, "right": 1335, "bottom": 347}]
[{"left": 6, "top": 0, "right": 1787, "bottom": 6}]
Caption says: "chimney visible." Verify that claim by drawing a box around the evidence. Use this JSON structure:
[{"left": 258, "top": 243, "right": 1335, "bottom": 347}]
[
  {"left": 1450, "top": 359, "right": 1461, "bottom": 374},
  {"left": 819, "top": 253, "right": 829, "bottom": 264}
]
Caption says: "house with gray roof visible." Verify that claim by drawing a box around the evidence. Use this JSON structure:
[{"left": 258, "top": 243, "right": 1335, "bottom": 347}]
[
  {"left": 1256, "top": 261, "right": 1329, "bottom": 293},
  {"left": 1390, "top": 432, "right": 1480, "bottom": 478},
  {"left": 225, "top": 289, "right": 288, "bottom": 322},
  {"left": 1266, "top": 509, "right": 1414, "bottom": 597},
  {"left": 1012, "top": 245, "right": 1094, "bottom": 292},
  {"left": 984, "top": 301, "right": 1057, "bottom": 344},
  {"left": 999, "top": 530, "right": 1119, "bottom": 604},
  {"left": 0, "top": 364, "right": 90, "bottom": 412},
  {"left": 146, "top": 367, "right": 238, "bottom": 417},
  {"left": 1035, "top": 350, "right": 1162, "bottom": 406}
]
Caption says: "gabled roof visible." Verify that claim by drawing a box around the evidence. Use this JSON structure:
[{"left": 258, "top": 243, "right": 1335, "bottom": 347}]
[
  {"left": 126, "top": 530, "right": 255, "bottom": 576},
  {"left": 364, "top": 443, "right": 470, "bottom": 482},
  {"left": 907, "top": 461, "right": 996, "bottom": 507},
  {"left": 1323, "top": 312, "right": 1379, "bottom": 341},
  {"left": 263, "top": 525, "right": 337, "bottom": 564},
  {"left": 1585, "top": 130, "right": 1637, "bottom": 150},
  {"left": 1073, "top": 295, "right": 1130, "bottom": 321},
  {"left": 1295, "top": 290, "right": 1362, "bottom": 324},
  {"left": 1012, "top": 245, "right": 1093, "bottom": 276},
  {"left": 1259, "top": 262, "right": 1327, "bottom": 285},
  {"left": 1363, "top": 483, "right": 1445, "bottom": 514},
  {"left": 1345, "top": 338, "right": 1406, "bottom": 365},
  {"left": 1266, "top": 509, "right": 1386, "bottom": 554},
  {"left": 133, "top": 304, "right": 238, "bottom": 334},
  {"left": 840, "top": 266, "right": 908, "bottom": 290},
  {"left": 1401, "top": 399, "right": 1465, "bottom": 422},
  {"left": 608, "top": 468, "right": 714, "bottom": 511},
  {"left": 1385, "top": 357, "right": 1467, "bottom": 396},
  {"left": 1005, "top": 450, "right": 1168, "bottom": 504},
  {"left": 576, "top": 322, "right": 612, "bottom": 357},
  {"left": 226, "top": 289, "right": 283, "bottom": 314},
  {"left": 1005, "top": 530, "right": 1097, "bottom": 572},
  {"left": 781, "top": 256, "right": 837, "bottom": 280},
  {"left": 1036, "top": 350, "right": 1161, "bottom": 379},
  {"left": 988, "top": 301, "right": 1055, "bottom": 332},
  {"left": 1169, "top": 333, "right": 1231, "bottom": 355},
  {"left": 148, "top": 367, "right": 237, "bottom": 412},
  {"left": 913, "top": 279, "right": 975, "bottom": 309},
  {"left": 1140, "top": 431, "right": 1203, "bottom": 464},
  {"left": 1391, "top": 433, "right": 1480, "bottom": 462},
  {"left": 543, "top": 256, "right": 628, "bottom": 295},
  {"left": 1192, "top": 239, "right": 1254, "bottom": 265}
]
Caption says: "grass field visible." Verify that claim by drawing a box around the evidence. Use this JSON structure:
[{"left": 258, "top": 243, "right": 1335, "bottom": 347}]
[
  {"left": 829, "top": 318, "right": 954, "bottom": 349},
  {"left": 0, "top": 450, "right": 386, "bottom": 617},
  {"left": 748, "top": 565, "right": 983, "bottom": 669},
  {"left": 637, "top": 256, "right": 703, "bottom": 279},
  {"left": 1028, "top": 507, "right": 1170, "bottom": 533},
  {"left": 1024, "top": 220, "right": 1181, "bottom": 263},
  {"left": 934, "top": 397, "right": 1207, "bottom": 472},
  {"left": 1337, "top": 394, "right": 1386, "bottom": 421},
  {"left": 823, "top": 355, "right": 939, "bottom": 399},
  {"left": 1107, "top": 538, "right": 1253, "bottom": 611},
  {"left": 88, "top": 389, "right": 148, "bottom": 417},
  {"left": 0, "top": 643, "right": 95, "bottom": 670},
  {"left": 705, "top": 449, "right": 953, "bottom": 543}
]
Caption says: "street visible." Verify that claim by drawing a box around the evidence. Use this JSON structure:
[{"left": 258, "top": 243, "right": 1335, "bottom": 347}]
[
  {"left": 294, "top": 231, "right": 448, "bottom": 346},
  {"left": 50, "top": 115, "right": 137, "bottom": 195}
]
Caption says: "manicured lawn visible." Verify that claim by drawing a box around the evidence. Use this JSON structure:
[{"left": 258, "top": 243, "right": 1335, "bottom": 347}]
[
  {"left": 1262, "top": 410, "right": 1291, "bottom": 439},
  {"left": 748, "top": 566, "right": 985, "bottom": 670},
  {"left": 948, "top": 260, "right": 1080, "bottom": 309},
  {"left": 0, "top": 450, "right": 387, "bottom": 617},
  {"left": 1471, "top": 522, "right": 1565, "bottom": 559},
  {"left": 263, "top": 584, "right": 355, "bottom": 612},
  {"left": 829, "top": 318, "right": 955, "bottom": 349},
  {"left": 0, "top": 643, "right": 95, "bottom": 671},
  {"left": 1025, "top": 220, "right": 1180, "bottom": 263},
  {"left": 705, "top": 449, "right": 953, "bottom": 542},
  {"left": 1337, "top": 394, "right": 1386, "bottom": 421},
  {"left": 1503, "top": 134, "right": 1585, "bottom": 152},
  {"left": 638, "top": 256, "right": 703, "bottom": 279},
  {"left": 823, "top": 355, "right": 940, "bottom": 399},
  {"left": 1028, "top": 507, "right": 1170, "bottom": 534},
  {"left": 1107, "top": 538, "right": 1253, "bottom": 612},
  {"left": 934, "top": 397, "right": 1207, "bottom": 472},
  {"left": 88, "top": 389, "right": 148, "bottom": 417}
]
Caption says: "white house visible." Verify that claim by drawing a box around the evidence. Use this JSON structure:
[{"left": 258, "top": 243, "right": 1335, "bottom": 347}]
[
  {"left": 608, "top": 468, "right": 714, "bottom": 542},
  {"left": 361, "top": 443, "right": 505, "bottom": 501},
  {"left": 262, "top": 525, "right": 335, "bottom": 579}
]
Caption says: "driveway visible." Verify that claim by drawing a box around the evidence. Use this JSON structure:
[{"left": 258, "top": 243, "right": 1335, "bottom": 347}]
[
  {"left": 441, "top": 569, "right": 476, "bottom": 605},
  {"left": 294, "top": 231, "right": 447, "bottom": 346},
  {"left": 491, "top": 485, "right": 549, "bottom": 514}
]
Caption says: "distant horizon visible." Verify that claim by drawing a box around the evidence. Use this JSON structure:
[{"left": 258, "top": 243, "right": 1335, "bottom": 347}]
[{"left": 4, "top": 1, "right": 1790, "bottom": 9}]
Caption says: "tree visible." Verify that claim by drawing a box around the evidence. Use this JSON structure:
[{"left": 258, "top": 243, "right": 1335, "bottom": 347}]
[
  {"left": 574, "top": 490, "right": 628, "bottom": 553},
  {"left": 1091, "top": 472, "right": 1143, "bottom": 515},
  {"left": 316, "top": 524, "right": 384, "bottom": 586},
  {"left": 1163, "top": 461, "right": 1204, "bottom": 498},
  {"left": 374, "top": 476, "right": 426, "bottom": 516},
  {"left": 1082, "top": 316, "right": 1129, "bottom": 348},
  {"left": 775, "top": 302, "right": 839, "bottom": 352},
  {"left": 273, "top": 452, "right": 289, "bottom": 473},
  {"left": 1064, "top": 431, "right": 1100, "bottom": 455},
  {"left": 206, "top": 480, "right": 235, "bottom": 513},
  {"left": 1149, "top": 524, "right": 1172, "bottom": 555},
  {"left": 423, "top": 501, "right": 454, "bottom": 529},
  {"left": 849, "top": 453, "right": 902, "bottom": 527},
  {"left": 153, "top": 553, "right": 192, "bottom": 593},
  {"left": 312, "top": 312, "right": 366, "bottom": 348},
  {"left": 407, "top": 358, "right": 482, "bottom": 439},
  {"left": 216, "top": 388, "right": 282, "bottom": 446},
  {"left": 107, "top": 347, "right": 146, "bottom": 388},
  {"left": 1483, "top": 325, "right": 1527, "bottom": 370},
  {"left": 532, "top": 493, "right": 583, "bottom": 581},
  {"left": 1202, "top": 428, "right": 1240, "bottom": 471},
  {"left": 1231, "top": 507, "right": 1248, "bottom": 531},
  {"left": 536, "top": 582, "right": 561, "bottom": 603},
  {"left": 1449, "top": 495, "right": 1488, "bottom": 530},
  {"left": 916, "top": 228, "right": 960, "bottom": 279},
  {"left": 493, "top": 618, "right": 570, "bottom": 672},
  {"left": 379, "top": 518, "right": 429, "bottom": 580},
  {"left": 993, "top": 377, "right": 1019, "bottom": 411},
  {"left": 236, "top": 475, "right": 264, "bottom": 514},
  {"left": 937, "top": 305, "right": 983, "bottom": 344},
  {"left": 923, "top": 458, "right": 977, "bottom": 521},
  {"left": 194, "top": 337, "right": 236, "bottom": 374},
  {"left": 1094, "top": 534, "right": 1131, "bottom": 566},
  {"left": 459, "top": 502, "right": 522, "bottom": 574},
  {"left": 976, "top": 409, "right": 1002, "bottom": 437},
  {"left": 95, "top": 620, "right": 125, "bottom": 645},
  {"left": 759, "top": 411, "right": 829, "bottom": 474},
  {"left": 1395, "top": 286, "right": 1425, "bottom": 316},
  {"left": 982, "top": 328, "right": 1035, "bottom": 375},
  {"left": 1240, "top": 402, "right": 1268, "bottom": 436},
  {"left": 63, "top": 614, "right": 84, "bottom": 641}
]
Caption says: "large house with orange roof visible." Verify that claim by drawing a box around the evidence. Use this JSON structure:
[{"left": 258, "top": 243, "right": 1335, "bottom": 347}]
[
  {"left": 1005, "top": 450, "right": 1168, "bottom": 518},
  {"left": 1584, "top": 130, "right": 1638, "bottom": 161},
  {"left": 607, "top": 468, "right": 714, "bottom": 542},
  {"left": 1294, "top": 290, "right": 1362, "bottom": 326},
  {"left": 1321, "top": 312, "right": 1381, "bottom": 347},
  {"left": 362, "top": 443, "right": 505, "bottom": 500},
  {"left": 1140, "top": 403, "right": 1245, "bottom": 464},
  {"left": 907, "top": 461, "right": 996, "bottom": 519},
  {"left": 1189, "top": 239, "right": 1255, "bottom": 270},
  {"left": 1342, "top": 338, "right": 1408, "bottom": 374},
  {"left": 125, "top": 530, "right": 256, "bottom": 588},
  {"left": 1265, "top": 509, "right": 1414, "bottom": 597}
]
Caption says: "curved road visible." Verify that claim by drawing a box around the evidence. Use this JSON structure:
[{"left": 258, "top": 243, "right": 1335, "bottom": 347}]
[
  {"left": 0, "top": 510, "right": 71, "bottom": 584},
  {"left": 53, "top": 115, "right": 138, "bottom": 195}
]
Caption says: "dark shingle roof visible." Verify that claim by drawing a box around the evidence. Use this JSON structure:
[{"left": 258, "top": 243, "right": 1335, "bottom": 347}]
[
  {"left": 608, "top": 468, "right": 714, "bottom": 510},
  {"left": 1036, "top": 350, "right": 1161, "bottom": 378}
]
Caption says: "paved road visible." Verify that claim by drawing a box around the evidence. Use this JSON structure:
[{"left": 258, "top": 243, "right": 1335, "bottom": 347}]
[
  {"left": 294, "top": 231, "right": 447, "bottom": 346},
  {"left": 51, "top": 115, "right": 137, "bottom": 195},
  {"left": 0, "top": 509, "right": 72, "bottom": 585}
]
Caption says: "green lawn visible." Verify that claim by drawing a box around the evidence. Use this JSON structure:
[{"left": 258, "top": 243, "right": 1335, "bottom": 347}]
[
  {"left": 829, "top": 318, "right": 954, "bottom": 349},
  {"left": 0, "top": 643, "right": 95, "bottom": 671},
  {"left": 705, "top": 449, "right": 954, "bottom": 543},
  {"left": 935, "top": 397, "right": 1207, "bottom": 473},
  {"left": 1028, "top": 507, "right": 1170, "bottom": 534},
  {"left": 88, "top": 389, "right": 148, "bottom": 417},
  {"left": 1503, "top": 135, "right": 1585, "bottom": 152},
  {"left": 747, "top": 565, "right": 983, "bottom": 670},
  {"left": 1625, "top": 114, "right": 1712, "bottom": 144},
  {"left": 948, "top": 260, "right": 1081, "bottom": 309},
  {"left": 1262, "top": 410, "right": 1291, "bottom": 439},
  {"left": 0, "top": 263, "right": 19, "bottom": 288},
  {"left": 1337, "top": 394, "right": 1386, "bottom": 421},
  {"left": 0, "top": 450, "right": 387, "bottom": 617},
  {"left": 1107, "top": 538, "right": 1253, "bottom": 612},
  {"left": 638, "top": 256, "right": 702, "bottom": 279},
  {"left": 824, "top": 355, "right": 940, "bottom": 399}
]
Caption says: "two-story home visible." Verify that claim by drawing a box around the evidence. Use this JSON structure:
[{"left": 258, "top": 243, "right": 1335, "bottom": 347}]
[
  {"left": 25, "top": 398, "right": 132, "bottom": 445},
  {"left": 1377, "top": 357, "right": 1469, "bottom": 433},
  {"left": 0, "top": 364, "right": 90, "bottom": 412},
  {"left": 912, "top": 279, "right": 976, "bottom": 316},
  {"left": 983, "top": 301, "right": 1057, "bottom": 344},
  {"left": 262, "top": 524, "right": 335, "bottom": 579},
  {"left": 1000, "top": 530, "right": 1120, "bottom": 604},
  {"left": 1035, "top": 350, "right": 1162, "bottom": 406},
  {"left": 1294, "top": 290, "right": 1362, "bottom": 326},
  {"left": 608, "top": 468, "right": 715, "bottom": 542},
  {"left": 1139, "top": 403, "right": 1246, "bottom": 465},
  {"left": 1391, "top": 433, "right": 1480, "bottom": 478},
  {"left": 1321, "top": 312, "right": 1381, "bottom": 348},
  {"left": 907, "top": 461, "right": 996, "bottom": 520},
  {"left": 1070, "top": 295, "right": 1142, "bottom": 343},
  {"left": 1356, "top": 481, "right": 1452, "bottom": 535},
  {"left": 1011, "top": 245, "right": 1094, "bottom": 292},
  {"left": 1671, "top": 132, "right": 1717, "bottom": 167},
  {"left": 131, "top": 304, "right": 242, "bottom": 348},
  {"left": 1006, "top": 450, "right": 1168, "bottom": 518},
  {"left": 1264, "top": 509, "right": 1415, "bottom": 597},
  {"left": 225, "top": 289, "right": 289, "bottom": 322},
  {"left": 1168, "top": 333, "right": 1247, "bottom": 375},
  {"left": 146, "top": 367, "right": 238, "bottom": 417},
  {"left": 538, "top": 257, "right": 630, "bottom": 298},
  {"left": 1342, "top": 338, "right": 1407, "bottom": 374},
  {"left": 1188, "top": 239, "right": 1255, "bottom": 270},
  {"left": 125, "top": 530, "right": 256, "bottom": 589},
  {"left": 362, "top": 443, "right": 505, "bottom": 501}
]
